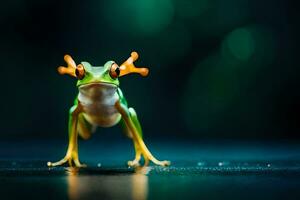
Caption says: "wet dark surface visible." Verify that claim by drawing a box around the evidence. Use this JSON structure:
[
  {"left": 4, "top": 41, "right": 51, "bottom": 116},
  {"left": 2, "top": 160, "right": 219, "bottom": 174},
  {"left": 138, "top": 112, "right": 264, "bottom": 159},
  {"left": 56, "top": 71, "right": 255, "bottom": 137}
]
[{"left": 0, "top": 139, "right": 300, "bottom": 200}]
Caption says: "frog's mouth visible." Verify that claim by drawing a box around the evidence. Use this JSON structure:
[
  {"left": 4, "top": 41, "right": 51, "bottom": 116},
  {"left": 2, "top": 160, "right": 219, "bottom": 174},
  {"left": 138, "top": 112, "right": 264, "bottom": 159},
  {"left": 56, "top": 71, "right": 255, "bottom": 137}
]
[{"left": 79, "top": 82, "right": 118, "bottom": 89}]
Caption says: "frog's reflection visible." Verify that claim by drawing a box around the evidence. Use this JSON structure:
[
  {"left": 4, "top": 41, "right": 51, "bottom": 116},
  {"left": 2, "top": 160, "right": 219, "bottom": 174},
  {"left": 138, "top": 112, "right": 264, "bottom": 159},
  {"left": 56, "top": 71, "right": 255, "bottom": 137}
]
[{"left": 66, "top": 167, "right": 149, "bottom": 200}]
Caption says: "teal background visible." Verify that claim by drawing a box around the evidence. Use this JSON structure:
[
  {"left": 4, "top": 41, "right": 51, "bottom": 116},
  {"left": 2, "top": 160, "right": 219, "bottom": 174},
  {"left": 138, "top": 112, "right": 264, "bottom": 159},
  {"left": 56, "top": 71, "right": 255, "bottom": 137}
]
[
  {"left": 0, "top": 0, "right": 299, "bottom": 139},
  {"left": 0, "top": 2, "right": 300, "bottom": 200}
]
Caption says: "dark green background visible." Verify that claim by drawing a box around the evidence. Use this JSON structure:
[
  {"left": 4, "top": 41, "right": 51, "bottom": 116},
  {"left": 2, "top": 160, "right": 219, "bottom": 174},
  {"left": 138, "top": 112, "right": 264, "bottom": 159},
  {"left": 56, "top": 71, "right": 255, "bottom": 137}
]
[{"left": 0, "top": 0, "right": 299, "bottom": 139}]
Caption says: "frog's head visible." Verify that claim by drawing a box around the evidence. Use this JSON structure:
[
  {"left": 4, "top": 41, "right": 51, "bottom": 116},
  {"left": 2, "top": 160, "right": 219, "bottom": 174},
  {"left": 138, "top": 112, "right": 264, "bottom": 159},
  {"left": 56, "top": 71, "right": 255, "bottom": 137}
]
[{"left": 57, "top": 52, "right": 149, "bottom": 87}]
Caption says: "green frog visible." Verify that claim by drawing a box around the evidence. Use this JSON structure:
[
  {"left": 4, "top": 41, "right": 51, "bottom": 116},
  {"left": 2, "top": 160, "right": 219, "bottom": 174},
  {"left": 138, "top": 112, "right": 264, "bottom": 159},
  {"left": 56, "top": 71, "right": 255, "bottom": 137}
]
[{"left": 47, "top": 52, "right": 170, "bottom": 167}]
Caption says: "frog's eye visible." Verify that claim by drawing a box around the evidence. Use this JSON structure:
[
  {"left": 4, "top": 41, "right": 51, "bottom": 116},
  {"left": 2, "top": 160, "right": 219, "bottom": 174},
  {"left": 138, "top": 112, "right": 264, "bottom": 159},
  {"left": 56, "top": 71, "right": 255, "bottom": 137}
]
[
  {"left": 109, "top": 63, "right": 120, "bottom": 79},
  {"left": 58, "top": 54, "right": 85, "bottom": 79},
  {"left": 75, "top": 64, "right": 85, "bottom": 80}
]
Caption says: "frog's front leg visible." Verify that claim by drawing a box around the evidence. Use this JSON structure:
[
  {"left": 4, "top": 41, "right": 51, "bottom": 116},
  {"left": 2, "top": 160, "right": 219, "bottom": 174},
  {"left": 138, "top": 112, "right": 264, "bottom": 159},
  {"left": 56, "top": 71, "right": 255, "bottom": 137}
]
[
  {"left": 115, "top": 100, "right": 170, "bottom": 167},
  {"left": 47, "top": 104, "right": 86, "bottom": 167}
]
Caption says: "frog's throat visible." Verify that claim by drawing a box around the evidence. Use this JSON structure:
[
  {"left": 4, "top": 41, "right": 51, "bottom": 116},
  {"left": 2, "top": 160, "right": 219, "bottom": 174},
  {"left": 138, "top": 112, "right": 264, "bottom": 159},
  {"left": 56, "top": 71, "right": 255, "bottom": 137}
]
[{"left": 78, "top": 81, "right": 120, "bottom": 127}]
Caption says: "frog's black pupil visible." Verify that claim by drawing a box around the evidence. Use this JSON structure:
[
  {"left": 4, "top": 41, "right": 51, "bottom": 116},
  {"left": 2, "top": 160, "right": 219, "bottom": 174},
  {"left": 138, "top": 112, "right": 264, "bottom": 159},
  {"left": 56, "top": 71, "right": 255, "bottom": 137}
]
[
  {"left": 115, "top": 67, "right": 120, "bottom": 76},
  {"left": 75, "top": 68, "right": 79, "bottom": 77},
  {"left": 75, "top": 68, "right": 84, "bottom": 79}
]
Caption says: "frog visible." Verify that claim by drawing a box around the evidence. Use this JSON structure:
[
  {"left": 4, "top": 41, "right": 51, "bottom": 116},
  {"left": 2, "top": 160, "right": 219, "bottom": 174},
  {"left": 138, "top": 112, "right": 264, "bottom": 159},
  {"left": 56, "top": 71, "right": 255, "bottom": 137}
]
[{"left": 47, "top": 52, "right": 170, "bottom": 168}]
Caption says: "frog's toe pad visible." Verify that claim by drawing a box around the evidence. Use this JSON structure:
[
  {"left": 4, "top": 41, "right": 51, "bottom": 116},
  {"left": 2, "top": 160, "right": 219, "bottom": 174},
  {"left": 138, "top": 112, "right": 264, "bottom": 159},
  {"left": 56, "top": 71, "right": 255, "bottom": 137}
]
[
  {"left": 127, "top": 160, "right": 141, "bottom": 167},
  {"left": 47, "top": 157, "right": 86, "bottom": 168},
  {"left": 160, "top": 160, "right": 171, "bottom": 167}
]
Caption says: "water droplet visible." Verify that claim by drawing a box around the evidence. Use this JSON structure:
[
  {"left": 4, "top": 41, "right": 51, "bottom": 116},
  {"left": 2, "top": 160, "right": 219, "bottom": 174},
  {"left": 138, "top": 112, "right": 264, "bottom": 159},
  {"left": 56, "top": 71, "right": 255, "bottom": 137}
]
[{"left": 197, "top": 162, "right": 205, "bottom": 166}]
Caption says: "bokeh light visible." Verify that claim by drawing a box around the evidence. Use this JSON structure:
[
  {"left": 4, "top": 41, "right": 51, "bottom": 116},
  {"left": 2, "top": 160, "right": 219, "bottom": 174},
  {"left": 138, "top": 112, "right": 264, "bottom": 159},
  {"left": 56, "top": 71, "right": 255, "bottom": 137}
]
[
  {"left": 181, "top": 54, "right": 237, "bottom": 134},
  {"left": 221, "top": 25, "right": 276, "bottom": 67},
  {"left": 102, "top": 0, "right": 174, "bottom": 36},
  {"left": 182, "top": 24, "right": 277, "bottom": 135},
  {"left": 225, "top": 28, "right": 255, "bottom": 61}
]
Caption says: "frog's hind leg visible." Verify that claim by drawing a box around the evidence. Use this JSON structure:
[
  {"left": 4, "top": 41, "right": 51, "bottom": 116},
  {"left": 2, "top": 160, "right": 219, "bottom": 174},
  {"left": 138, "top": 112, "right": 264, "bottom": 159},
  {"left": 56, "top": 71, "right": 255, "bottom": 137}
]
[
  {"left": 116, "top": 101, "right": 170, "bottom": 167},
  {"left": 120, "top": 110, "right": 143, "bottom": 167},
  {"left": 78, "top": 114, "right": 96, "bottom": 140},
  {"left": 47, "top": 104, "right": 86, "bottom": 167}
]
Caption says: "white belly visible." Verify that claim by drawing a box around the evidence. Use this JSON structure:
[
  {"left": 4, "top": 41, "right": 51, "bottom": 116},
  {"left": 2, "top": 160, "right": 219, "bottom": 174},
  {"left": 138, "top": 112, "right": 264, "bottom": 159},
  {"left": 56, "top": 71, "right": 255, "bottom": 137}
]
[{"left": 78, "top": 82, "right": 121, "bottom": 127}]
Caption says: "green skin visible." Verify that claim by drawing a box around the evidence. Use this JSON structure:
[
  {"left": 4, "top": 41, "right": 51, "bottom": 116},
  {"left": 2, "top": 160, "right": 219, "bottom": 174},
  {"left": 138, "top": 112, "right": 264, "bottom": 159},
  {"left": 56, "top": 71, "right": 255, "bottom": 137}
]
[{"left": 47, "top": 61, "right": 170, "bottom": 167}]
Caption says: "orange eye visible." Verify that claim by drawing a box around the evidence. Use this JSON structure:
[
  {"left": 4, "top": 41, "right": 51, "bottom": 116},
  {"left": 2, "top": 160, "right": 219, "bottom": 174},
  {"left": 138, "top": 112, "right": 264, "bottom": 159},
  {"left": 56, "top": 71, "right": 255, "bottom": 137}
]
[
  {"left": 109, "top": 63, "right": 120, "bottom": 79},
  {"left": 75, "top": 64, "right": 85, "bottom": 80}
]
